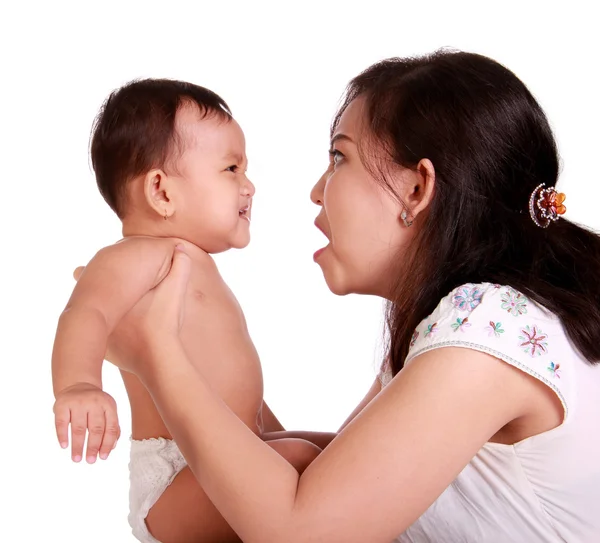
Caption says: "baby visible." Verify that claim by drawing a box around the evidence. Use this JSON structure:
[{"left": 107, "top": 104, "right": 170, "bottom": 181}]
[{"left": 51, "top": 79, "right": 324, "bottom": 543}]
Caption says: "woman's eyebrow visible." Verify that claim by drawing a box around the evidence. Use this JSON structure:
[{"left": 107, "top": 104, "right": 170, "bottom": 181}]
[{"left": 330, "top": 133, "right": 354, "bottom": 146}]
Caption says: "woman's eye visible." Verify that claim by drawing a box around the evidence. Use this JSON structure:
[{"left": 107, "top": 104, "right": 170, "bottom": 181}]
[
  {"left": 328, "top": 149, "right": 344, "bottom": 166},
  {"left": 226, "top": 165, "right": 238, "bottom": 173}
]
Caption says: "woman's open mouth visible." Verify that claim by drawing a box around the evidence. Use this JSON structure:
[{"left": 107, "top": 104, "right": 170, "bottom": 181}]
[{"left": 239, "top": 206, "right": 250, "bottom": 222}]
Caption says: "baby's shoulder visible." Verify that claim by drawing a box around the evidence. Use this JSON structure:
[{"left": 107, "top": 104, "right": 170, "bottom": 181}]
[
  {"left": 76, "top": 236, "right": 180, "bottom": 293},
  {"left": 110, "top": 235, "right": 177, "bottom": 255}
]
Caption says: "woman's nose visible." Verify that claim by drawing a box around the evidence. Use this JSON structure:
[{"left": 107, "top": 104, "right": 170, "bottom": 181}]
[{"left": 310, "top": 169, "right": 328, "bottom": 205}]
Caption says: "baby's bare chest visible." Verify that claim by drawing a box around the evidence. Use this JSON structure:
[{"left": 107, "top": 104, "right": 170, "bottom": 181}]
[{"left": 177, "top": 274, "right": 264, "bottom": 414}]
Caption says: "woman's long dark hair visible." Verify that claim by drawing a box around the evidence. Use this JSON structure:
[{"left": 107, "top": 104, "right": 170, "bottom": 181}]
[{"left": 333, "top": 50, "right": 600, "bottom": 373}]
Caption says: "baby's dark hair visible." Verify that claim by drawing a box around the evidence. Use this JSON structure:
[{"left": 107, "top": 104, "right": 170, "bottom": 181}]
[
  {"left": 90, "top": 78, "right": 232, "bottom": 218},
  {"left": 334, "top": 50, "right": 600, "bottom": 371}
]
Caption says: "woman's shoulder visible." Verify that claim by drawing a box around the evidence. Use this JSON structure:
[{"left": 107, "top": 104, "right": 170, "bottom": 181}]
[
  {"left": 413, "top": 283, "right": 555, "bottom": 343},
  {"left": 409, "top": 282, "right": 562, "bottom": 358},
  {"left": 405, "top": 282, "right": 576, "bottom": 413}
]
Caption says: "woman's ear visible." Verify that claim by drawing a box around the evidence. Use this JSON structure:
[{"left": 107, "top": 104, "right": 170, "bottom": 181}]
[
  {"left": 402, "top": 158, "right": 435, "bottom": 221},
  {"left": 143, "top": 169, "right": 177, "bottom": 219}
]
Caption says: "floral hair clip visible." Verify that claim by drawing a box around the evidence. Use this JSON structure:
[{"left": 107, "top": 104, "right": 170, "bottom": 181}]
[{"left": 528, "top": 183, "right": 567, "bottom": 228}]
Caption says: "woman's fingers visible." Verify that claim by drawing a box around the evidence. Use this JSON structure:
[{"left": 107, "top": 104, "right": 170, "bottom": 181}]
[
  {"left": 73, "top": 266, "right": 86, "bottom": 281},
  {"left": 167, "top": 246, "right": 192, "bottom": 300},
  {"left": 150, "top": 246, "right": 193, "bottom": 331}
]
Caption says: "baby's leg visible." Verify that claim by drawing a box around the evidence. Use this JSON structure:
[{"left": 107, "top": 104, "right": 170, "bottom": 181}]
[
  {"left": 264, "top": 437, "right": 322, "bottom": 474},
  {"left": 145, "top": 438, "right": 321, "bottom": 543},
  {"left": 147, "top": 466, "right": 241, "bottom": 543}
]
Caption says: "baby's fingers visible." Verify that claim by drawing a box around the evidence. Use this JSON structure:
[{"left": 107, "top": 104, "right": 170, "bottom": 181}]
[
  {"left": 85, "top": 409, "right": 106, "bottom": 464},
  {"left": 53, "top": 404, "right": 70, "bottom": 450},
  {"left": 98, "top": 407, "right": 120, "bottom": 460},
  {"left": 70, "top": 409, "right": 88, "bottom": 463}
]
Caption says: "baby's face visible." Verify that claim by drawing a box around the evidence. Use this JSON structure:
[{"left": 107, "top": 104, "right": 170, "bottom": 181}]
[{"left": 170, "top": 106, "right": 254, "bottom": 253}]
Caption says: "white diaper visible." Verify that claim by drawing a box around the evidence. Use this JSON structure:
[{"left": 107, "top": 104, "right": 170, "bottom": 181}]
[{"left": 128, "top": 437, "right": 187, "bottom": 543}]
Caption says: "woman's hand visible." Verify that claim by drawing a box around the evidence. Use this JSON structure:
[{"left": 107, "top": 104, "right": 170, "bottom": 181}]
[{"left": 135, "top": 244, "right": 192, "bottom": 340}]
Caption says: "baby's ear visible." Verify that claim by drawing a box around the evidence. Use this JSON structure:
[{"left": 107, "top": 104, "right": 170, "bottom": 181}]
[
  {"left": 73, "top": 266, "right": 86, "bottom": 281},
  {"left": 143, "top": 169, "right": 175, "bottom": 219}
]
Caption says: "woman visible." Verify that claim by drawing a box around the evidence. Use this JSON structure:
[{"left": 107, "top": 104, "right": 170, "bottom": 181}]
[{"left": 110, "top": 50, "right": 600, "bottom": 542}]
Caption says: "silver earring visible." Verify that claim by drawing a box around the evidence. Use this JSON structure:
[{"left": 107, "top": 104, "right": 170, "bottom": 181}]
[{"left": 401, "top": 210, "right": 413, "bottom": 228}]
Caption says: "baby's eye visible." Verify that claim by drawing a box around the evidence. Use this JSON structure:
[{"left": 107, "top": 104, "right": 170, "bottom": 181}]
[
  {"left": 328, "top": 149, "right": 344, "bottom": 166},
  {"left": 226, "top": 165, "right": 239, "bottom": 173}
]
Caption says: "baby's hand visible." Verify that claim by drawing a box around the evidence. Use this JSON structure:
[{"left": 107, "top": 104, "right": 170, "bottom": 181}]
[{"left": 53, "top": 383, "right": 121, "bottom": 463}]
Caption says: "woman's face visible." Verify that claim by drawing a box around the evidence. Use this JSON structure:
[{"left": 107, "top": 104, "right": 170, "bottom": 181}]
[{"left": 311, "top": 96, "right": 414, "bottom": 298}]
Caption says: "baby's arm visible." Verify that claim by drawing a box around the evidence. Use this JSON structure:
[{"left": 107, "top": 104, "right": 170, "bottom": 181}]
[{"left": 52, "top": 237, "right": 177, "bottom": 463}]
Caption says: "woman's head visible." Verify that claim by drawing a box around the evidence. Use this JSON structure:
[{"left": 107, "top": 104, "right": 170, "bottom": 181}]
[
  {"left": 311, "top": 95, "right": 434, "bottom": 297},
  {"left": 312, "top": 49, "right": 600, "bottom": 368}
]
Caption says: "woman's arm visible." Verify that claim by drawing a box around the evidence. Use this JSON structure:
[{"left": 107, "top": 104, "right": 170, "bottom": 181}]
[
  {"left": 270, "top": 375, "right": 383, "bottom": 448},
  {"left": 337, "top": 377, "right": 382, "bottom": 431},
  {"left": 262, "top": 372, "right": 383, "bottom": 447},
  {"left": 260, "top": 387, "right": 337, "bottom": 449},
  {"left": 261, "top": 376, "right": 382, "bottom": 449},
  {"left": 140, "top": 339, "right": 532, "bottom": 543},
  {"left": 259, "top": 401, "right": 285, "bottom": 432}
]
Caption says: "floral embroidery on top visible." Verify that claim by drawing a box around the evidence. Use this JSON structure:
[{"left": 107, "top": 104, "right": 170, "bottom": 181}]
[
  {"left": 451, "top": 317, "right": 471, "bottom": 332},
  {"left": 501, "top": 288, "right": 528, "bottom": 317},
  {"left": 410, "top": 330, "right": 419, "bottom": 347},
  {"left": 486, "top": 321, "right": 505, "bottom": 337},
  {"left": 518, "top": 325, "right": 548, "bottom": 357},
  {"left": 453, "top": 286, "right": 483, "bottom": 312},
  {"left": 424, "top": 322, "right": 438, "bottom": 337},
  {"left": 547, "top": 361, "right": 561, "bottom": 379}
]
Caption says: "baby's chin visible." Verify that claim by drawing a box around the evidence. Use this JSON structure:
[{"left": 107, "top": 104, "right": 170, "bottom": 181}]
[
  {"left": 230, "top": 236, "right": 251, "bottom": 250},
  {"left": 197, "top": 236, "right": 251, "bottom": 254}
]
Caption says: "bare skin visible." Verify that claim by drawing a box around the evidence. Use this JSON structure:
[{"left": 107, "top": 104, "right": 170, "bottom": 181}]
[
  {"left": 96, "top": 95, "right": 567, "bottom": 542},
  {"left": 51, "top": 107, "right": 338, "bottom": 542},
  {"left": 53, "top": 238, "right": 327, "bottom": 542},
  {"left": 114, "top": 247, "right": 565, "bottom": 543}
]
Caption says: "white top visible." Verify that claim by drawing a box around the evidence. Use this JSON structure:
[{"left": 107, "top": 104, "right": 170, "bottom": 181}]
[{"left": 380, "top": 283, "right": 600, "bottom": 542}]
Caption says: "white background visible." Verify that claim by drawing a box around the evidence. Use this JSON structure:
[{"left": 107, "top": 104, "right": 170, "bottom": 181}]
[{"left": 1, "top": 1, "right": 598, "bottom": 541}]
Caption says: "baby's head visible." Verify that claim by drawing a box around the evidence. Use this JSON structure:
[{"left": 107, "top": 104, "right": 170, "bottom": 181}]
[{"left": 91, "top": 79, "right": 254, "bottom": 253}]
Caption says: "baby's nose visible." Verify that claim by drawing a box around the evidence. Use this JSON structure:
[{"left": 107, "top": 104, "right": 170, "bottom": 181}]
[{"left": 242, "top": 175, "right": 256, "bottom": 197}]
